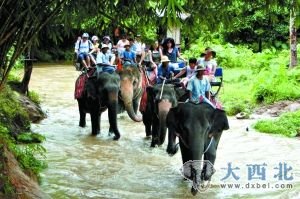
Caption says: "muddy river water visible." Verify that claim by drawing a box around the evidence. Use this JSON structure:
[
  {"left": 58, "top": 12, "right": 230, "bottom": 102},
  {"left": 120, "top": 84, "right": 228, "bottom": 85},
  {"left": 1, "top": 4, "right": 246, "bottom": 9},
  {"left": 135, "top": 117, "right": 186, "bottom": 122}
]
[{"left": 29, "top": 64, "right": 300, "bottom": 199}]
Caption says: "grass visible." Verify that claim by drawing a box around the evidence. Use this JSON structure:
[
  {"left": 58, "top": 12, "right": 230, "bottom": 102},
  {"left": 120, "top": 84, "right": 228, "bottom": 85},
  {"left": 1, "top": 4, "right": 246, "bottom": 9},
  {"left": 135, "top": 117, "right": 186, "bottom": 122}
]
[
  {"left": 253, "top": 110, "right": 300, "bottom": 137},
  {"left": 219, "top": 68, "right": 255, "bottom": 115}
]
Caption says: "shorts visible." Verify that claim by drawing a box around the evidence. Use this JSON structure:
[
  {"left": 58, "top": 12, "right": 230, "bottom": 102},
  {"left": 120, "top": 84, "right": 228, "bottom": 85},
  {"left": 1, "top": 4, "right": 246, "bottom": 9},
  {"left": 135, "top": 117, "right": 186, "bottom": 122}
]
[{"left": 78, "top": 52, "right": 89, "bottom": 62}]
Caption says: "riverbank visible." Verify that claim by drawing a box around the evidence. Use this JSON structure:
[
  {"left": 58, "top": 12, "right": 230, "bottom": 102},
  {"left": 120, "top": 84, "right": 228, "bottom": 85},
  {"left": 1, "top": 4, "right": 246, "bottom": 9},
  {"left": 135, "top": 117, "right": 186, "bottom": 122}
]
[{"left": 0, "top": 83, "right": 48, "bottom": 198}]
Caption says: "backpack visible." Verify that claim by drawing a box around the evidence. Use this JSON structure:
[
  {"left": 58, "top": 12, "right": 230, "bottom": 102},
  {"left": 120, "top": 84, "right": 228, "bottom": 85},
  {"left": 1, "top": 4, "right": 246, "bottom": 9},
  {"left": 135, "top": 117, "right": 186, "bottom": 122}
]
[{"left": 77, "top": 40, "right": 92, "bottom": 52}]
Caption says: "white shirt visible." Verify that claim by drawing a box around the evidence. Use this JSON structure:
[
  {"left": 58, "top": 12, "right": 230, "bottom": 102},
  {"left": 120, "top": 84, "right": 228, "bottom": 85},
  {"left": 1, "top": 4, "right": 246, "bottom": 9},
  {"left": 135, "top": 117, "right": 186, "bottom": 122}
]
[
  {"left": 135, "top": 42, "right": 145, "bottom": 55},
  {"left": 75, "top": 40, "right": 93, "bottom": 53},
  {"left": 117, "top": 39, "right": 129, "bottom": 53},
  {"left": 186, "top": 65, "right": 196, "bottom": 78},
  {"left": 197, "top": 58, "right": 217, "bottom": 74}
]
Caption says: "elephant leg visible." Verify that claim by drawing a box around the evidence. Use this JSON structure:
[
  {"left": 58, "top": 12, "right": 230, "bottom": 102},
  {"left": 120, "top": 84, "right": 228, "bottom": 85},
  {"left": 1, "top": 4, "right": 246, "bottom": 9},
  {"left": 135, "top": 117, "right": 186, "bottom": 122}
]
[
  {"left": 179, "top": 139, "right": 192, "bottom": 165},
  {"left": 150, "top": 116, "right": 159, "bottom": 147},
  {"left": 108, "top": 126, "right": 113, "bottom": 136},
  {"left": 90, "top": 110, "right": 100, "bottom": 136},
  {"left": 78, "top": 100, "right": 86, "bottom": 127},
  {"left": 107, "top": 97, "right": 120, "bottom": 140},
  {"left": 142, "top": 112, "right": 152, "bottom": 137},
  {"left": 202, "top": 138, "right": 217, "bottom": 181}
]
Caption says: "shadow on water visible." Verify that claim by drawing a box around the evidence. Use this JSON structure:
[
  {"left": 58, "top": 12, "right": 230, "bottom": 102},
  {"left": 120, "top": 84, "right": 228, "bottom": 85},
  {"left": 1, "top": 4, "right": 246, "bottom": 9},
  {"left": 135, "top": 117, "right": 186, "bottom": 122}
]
[{"left": 30, "top": 64, "right": 300, "bottom": 199}]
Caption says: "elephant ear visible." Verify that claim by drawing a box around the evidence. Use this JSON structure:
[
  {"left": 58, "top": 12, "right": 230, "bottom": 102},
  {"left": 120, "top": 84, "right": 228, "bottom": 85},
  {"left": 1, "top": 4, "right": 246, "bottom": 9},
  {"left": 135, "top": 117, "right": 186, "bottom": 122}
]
[
  {"left": 85, "top": 78, "right": 97, "bottom": 99},
  {"left": 210, "top": 109, "right": 229, "bottom": 135}
]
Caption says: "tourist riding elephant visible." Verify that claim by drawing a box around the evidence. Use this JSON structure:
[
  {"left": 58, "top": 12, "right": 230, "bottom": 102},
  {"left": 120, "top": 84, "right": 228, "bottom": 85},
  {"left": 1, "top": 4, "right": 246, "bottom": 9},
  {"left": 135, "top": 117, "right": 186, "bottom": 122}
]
[
  {"left": 141, "top": 84, "right": 187, "bottom": 147},
  {"left": 76, "top": 71, "right": 121, "bottom": 140},
  {"left": 166, "top": 102, "right": 229, "bottom": 195},
  {"left": 117, "top": 67, "right": 143, "bottom": 122}
]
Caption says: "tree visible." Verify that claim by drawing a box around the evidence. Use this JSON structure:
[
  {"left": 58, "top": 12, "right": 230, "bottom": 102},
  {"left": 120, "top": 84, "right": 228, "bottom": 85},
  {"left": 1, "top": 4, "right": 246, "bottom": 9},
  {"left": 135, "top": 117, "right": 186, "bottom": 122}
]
[
  {"left": 0, "top": 0, "right": 67, "bottom": 90},
  {"left": 290, "top": 0, "right": 298, "bottom": 68}
]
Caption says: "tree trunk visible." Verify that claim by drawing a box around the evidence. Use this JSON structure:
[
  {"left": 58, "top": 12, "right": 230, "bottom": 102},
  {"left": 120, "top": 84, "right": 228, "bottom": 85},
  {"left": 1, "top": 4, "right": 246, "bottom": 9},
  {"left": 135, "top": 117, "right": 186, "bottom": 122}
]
[
  {"left": 20, "top": 49, "right": 35, "bottom": 94},
  {"left": 289, "top": 0, "right": 297, "bottom": 68}
]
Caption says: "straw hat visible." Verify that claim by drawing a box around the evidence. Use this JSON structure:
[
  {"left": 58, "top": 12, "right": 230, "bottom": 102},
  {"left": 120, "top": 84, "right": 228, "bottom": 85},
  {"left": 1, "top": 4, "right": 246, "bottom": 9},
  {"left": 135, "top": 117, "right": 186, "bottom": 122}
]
[
  {"left": 101, "top": 44, "right": 109, "bottom": 49},
  {"left": 161, "top": 56, "right": 170, "bottom": 63}
]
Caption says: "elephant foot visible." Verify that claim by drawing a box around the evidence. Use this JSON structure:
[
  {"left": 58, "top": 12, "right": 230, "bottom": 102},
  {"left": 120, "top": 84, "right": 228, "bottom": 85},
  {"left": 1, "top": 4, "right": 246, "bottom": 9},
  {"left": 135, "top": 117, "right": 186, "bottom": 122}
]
[
  {"left": 79, "top": 121, "right": 86, "bottom": 127},
  {"left": 113, "top": 133, "right": 120, "bottom": 140},
  {"left": 150, "top": 137, "right": 160, "bottom": 147},
  {"left": 166, "top": 144, "right": 179, "bottom": 156},
  {"left": 191, "top": 186, "right": 198, "bottom": 196},
  {"left": 145, "top": 130, "right": 152, "bottom": 137},
  {"left": 144, "top": 135, "right": 152, "bottom": 140},
  {"left": 91, "top": 130, "right": 100, "bottom": 136}
]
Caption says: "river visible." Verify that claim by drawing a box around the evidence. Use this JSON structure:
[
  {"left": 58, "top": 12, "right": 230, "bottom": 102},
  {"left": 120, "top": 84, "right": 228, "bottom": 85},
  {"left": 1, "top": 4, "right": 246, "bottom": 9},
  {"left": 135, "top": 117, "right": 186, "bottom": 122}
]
[{"left": 30, "top": 64, "right": 300, "bottom": 199}]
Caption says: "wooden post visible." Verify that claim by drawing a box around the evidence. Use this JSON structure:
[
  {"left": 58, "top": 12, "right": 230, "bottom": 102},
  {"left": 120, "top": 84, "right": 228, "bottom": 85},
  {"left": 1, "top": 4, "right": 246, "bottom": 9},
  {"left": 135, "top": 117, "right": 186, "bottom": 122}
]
[{"left": 20, "top": 48, "right": 37, "bottom": 94}]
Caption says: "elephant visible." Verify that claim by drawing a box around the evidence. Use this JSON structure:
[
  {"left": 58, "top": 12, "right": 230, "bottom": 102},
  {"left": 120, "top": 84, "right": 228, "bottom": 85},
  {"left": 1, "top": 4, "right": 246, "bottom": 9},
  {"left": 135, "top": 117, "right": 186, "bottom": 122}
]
[
  {"left": 166, "top": 102, "right": 229, "bottom": 195},
  {"left": 141, "top": 83, "right": 188, "bottom": 147},
  {"left": 76, "top": 71, "right": 121, "bottom": 140},
  {"left": 117, "top": 67, "right": 143, "bottom": 122}
]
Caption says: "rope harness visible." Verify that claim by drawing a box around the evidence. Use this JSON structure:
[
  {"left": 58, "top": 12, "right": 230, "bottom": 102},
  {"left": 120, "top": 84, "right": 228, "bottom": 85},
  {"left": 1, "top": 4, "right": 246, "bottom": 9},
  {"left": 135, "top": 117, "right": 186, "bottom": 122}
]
[
  {"left": 159, "top": 79, "right": 166, "bottom": 100},
  {"left": 174, "top": 136, "right": 214, "bottom": 154}
]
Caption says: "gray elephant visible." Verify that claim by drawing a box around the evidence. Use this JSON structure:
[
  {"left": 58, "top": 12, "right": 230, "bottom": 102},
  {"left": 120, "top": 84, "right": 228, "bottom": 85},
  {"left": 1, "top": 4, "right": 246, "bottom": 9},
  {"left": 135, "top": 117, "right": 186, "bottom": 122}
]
[
  {"left": 76, "top": 71, "right": 121, "bottom": 140},
  {"left": 141, "top": 84, "right": 188, "bottom": 147},
  {"left": 117, "top": 67, "right": 143, "bottom": 122},
  {"left": 166, "top": 102, "right": 229, "bottom": 195}
]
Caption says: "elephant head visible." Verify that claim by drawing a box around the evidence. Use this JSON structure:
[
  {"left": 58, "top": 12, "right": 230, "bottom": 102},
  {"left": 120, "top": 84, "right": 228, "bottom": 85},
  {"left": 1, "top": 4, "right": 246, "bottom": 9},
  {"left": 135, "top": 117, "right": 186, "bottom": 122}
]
[
  {"left": 166, "top": 102, "right": 229, "bottom": 195},
  {"left": 117, "top": 67, "right": 142, "bottom": 122},
  {"left": 78, "top": 71, "right": 121, "bottom": 138},
  {"left": 148, "top": 84, "right": 178, "bottom": 147}
]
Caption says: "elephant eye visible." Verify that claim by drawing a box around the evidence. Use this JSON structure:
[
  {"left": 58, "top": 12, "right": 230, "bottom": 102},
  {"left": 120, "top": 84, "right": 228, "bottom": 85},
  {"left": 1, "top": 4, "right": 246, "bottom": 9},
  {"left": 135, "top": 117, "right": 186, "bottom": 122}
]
[{"left": 133, "top": 80, "right": 137, "bottom": 87}]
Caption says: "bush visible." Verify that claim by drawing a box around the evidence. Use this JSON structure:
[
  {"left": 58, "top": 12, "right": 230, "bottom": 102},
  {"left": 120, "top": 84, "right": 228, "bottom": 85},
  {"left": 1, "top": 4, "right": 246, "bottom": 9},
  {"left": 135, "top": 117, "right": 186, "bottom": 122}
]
[
  {"left": 182, "top": 37, "right": 296, "bottom": 71},
  {"left": 253, "top": 110, "right": 300, "bottom": 137},
  {"left": 252, "top": 65, "right": 300, "bottom": 104},
  {"left": 0, "top": 86, "right": 29, "bottom": 125},
  {"left": 28, "top": 91, "right": 41, "bottom": 105}
]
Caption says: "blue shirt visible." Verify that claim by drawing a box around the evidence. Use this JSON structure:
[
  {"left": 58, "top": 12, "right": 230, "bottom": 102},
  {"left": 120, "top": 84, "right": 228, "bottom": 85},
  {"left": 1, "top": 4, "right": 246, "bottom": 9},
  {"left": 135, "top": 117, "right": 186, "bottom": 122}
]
[
  {"left": 122, "top": 50, "right": 136, "bottom": 61},
  {"left": 96, "top": 52, "right": 112, "bottom": 64},
  {"left": 130, "top": 44, "right": 137, "bottom": 54},
  {"left": 165, "top": 47, "right": 178, "bottom": 63},
  {"left": 187, "top": 76, "right": 211, "bottom": 102},
  {"left": 157, "top": 63, "right": 175, "bottom": 84}
]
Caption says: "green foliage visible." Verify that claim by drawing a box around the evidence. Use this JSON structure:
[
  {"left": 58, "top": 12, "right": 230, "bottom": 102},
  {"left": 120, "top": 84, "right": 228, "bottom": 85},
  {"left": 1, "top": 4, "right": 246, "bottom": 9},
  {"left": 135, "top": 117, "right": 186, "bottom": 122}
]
[
  {"left": 0, "top": 86, "right": 29, "bottom": 125},
  {"left": 17, "top": 132, "right": 45, "bottom": 144},
  {"left": 28, "top": 91, "right": 41, "bottom": 105},
  {"left": 254, "top": 110, "right": 300, "bottom": 137},
  {"left": 182, "top": 37, "right": 294, "bottom": 70},
  {"left": 219, "top": 68, "right": 254, "bottom": 115},
  {"left": 0, "top": 87, "right": 47, "bottom": 181},
  {"left": 252, "top": 65, "right": 300, "bottom": 104},
  {"left": 0, "top": 127, "right": 47, "bottom": 179},
  {"left": 12, "top": 144, "right": 47, "bottom": 177}
]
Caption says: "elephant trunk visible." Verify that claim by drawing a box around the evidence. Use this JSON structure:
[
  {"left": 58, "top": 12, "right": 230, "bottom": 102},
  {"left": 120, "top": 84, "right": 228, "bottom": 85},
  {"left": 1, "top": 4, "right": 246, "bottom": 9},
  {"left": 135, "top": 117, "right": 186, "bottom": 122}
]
[
  {"left": 124, "top": 101, "right": 142, "bottom": 122},
  {"left": 122, "top": 92, "right": 142, "bottom": 122},
  {"left": 120, "top": 79, "right": 142, "bottom": 122},
  {"left": 158, "top": 100, "right": 172, "bottom": 145}
]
